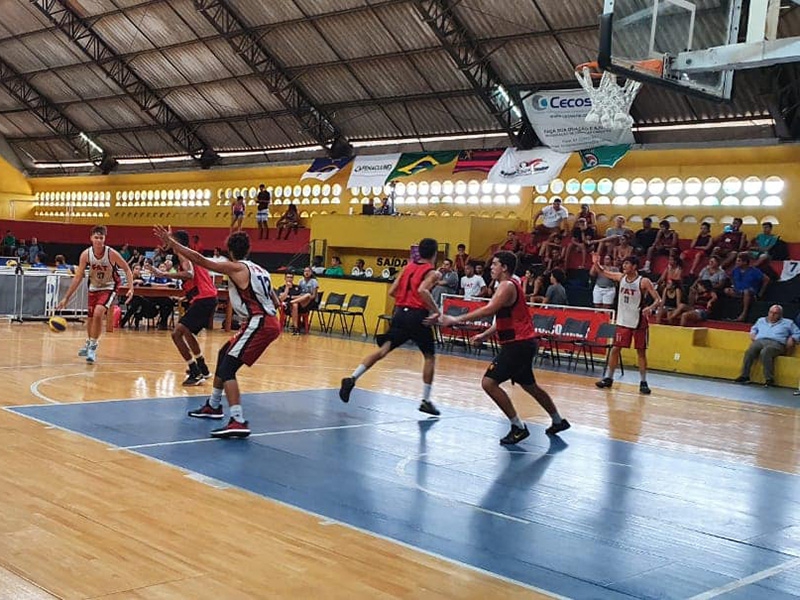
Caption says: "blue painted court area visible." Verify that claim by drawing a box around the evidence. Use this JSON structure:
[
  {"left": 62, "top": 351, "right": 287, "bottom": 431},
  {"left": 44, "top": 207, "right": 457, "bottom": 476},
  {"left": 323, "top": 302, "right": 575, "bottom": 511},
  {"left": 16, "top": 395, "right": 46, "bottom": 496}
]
[{"left": 9, "top": 390, "right": 800, "bottom": 599}]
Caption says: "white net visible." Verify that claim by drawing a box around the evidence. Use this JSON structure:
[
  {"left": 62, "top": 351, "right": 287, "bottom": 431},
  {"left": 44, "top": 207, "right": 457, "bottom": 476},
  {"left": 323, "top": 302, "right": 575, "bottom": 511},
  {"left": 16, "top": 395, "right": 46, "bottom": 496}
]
[{"left": 575, "top": 67, "right": 643, "bottom": 130}]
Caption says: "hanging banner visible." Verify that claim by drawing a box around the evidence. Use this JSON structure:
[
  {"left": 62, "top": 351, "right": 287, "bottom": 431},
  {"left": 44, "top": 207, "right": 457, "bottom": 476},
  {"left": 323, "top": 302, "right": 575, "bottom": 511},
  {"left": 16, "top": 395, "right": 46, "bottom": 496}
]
[
  {"left": 346, "top": 153, "right": 402, "bottom": 189},
  {"left": 453, "top": 149, "right": 504, "bottom": 174},
  {"left": 387, "top": 151, "right": 458, "bottom": 181},
  {"left": 300, "top": 157, "right": 353, "bottom": 181},
  {"left": 522, "top": 89, "right": 635, "bottom": 152},
  {"left": 579, "top": 144, "right": 631, "bottom": 171},
  {"left": 486, "top": 147, "right": 570, "bottom": 187}
]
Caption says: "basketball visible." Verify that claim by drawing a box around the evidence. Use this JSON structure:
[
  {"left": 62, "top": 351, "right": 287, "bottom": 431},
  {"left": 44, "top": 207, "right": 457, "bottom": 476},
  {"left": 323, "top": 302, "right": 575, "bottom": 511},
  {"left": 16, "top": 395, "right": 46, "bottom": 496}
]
[{"left": 48, "top": 316, "right": 68, "bottom": 333}]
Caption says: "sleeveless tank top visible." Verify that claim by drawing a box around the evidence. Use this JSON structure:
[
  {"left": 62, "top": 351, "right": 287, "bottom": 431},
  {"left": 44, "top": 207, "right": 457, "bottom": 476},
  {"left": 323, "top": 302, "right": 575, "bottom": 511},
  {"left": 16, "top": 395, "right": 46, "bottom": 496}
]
[
  {"left": 495, "top": 279, "right": 535, "bottom": 345},
  {"left": 87, "top": 246, "right": 117, "bottom": 292},
  {"left": 617, "top": 275, "right": 644, "bottom": 329},
  {"left": 228, "top": 260, "right": 276, "bottom": 319},
  {"left": 394, "top": 262, "right": 434, "bottom": 310}
]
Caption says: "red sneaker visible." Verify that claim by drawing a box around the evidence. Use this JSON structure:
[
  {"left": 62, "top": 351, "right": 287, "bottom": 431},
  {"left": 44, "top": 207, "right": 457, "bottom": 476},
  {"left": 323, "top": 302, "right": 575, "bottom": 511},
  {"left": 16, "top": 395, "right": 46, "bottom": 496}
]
[
  {"left": 188, "top": 401, "right": 224, "bottom": 420},
  {"left": 210, "top": 419, "right": 250, "bottom": 439}
]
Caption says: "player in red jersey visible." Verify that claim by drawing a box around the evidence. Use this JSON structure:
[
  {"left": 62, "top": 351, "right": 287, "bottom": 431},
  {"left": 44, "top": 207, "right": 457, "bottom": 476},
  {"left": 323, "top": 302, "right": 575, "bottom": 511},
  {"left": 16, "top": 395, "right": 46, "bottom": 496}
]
[
  {"left": 149, "top": 230, "right": 218, "bottom": 386},
  {"left": 439, "top": 251, "right": 570, "bottom": 445},
  {"left": 155, "top": 226, "right": 281, "bottom": 439},
  {"left": 339, "top": 237, "right": 442, "bottom": 416}
]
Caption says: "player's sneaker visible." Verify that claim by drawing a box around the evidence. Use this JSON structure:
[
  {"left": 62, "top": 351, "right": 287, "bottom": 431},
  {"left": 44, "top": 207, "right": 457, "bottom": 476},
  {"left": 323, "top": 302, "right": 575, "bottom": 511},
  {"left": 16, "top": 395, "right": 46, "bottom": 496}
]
[
  {"left": 78, "top": 342, "right": 89, "bottom": 357},
  {"left": 639, "top": 381, "right": 652, "bottom": 395},
  {"left": 86, "top": 345, "right": 97, "bottom": 364},
  {"left": 188, "top": 401, "right": 224, "bottom": 419},
  {"left": 197, "top": 358, "right": 211, "bottom": 379},
  {"left": 418, "top": 400, "right": 440, "bottom": 416},
  {"left": 500, "top": 424, "right": 530, "bottom": 445},
  {"left": 339, "top": 377, "right": 355, "bottom": 403},
  {"left": 545, "top": 419, "right": 571, "bottom": 436},
  {"left": 182, "top": 373, "right": 204, "bottom": 386},
  {"left": 210, "top": 419, "right": 250, "bottom": 439},
  {"left": 595, "top": 377, "right": 613, "bottom": 389}
]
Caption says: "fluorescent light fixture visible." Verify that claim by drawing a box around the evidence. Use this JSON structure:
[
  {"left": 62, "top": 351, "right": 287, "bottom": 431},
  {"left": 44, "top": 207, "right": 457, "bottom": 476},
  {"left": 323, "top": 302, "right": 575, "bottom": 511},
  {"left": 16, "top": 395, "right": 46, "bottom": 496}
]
[
  {"left": 218, "top": 146, "right": 324, "bottom": 158},
  {"left": 634, "top": 118, "right": 774, "bottom": 132},
  {"left": 352, "top": 132, "right": 507, "bottom": 148},
  {"left": 79, "top": 132, "right": 104, "bottom": 154},
  {"left": 118, "top": 155, "right": 194, "bottom": 165},
  {"left": 33, "top": 161, "right": 96, "bottom": 169}
]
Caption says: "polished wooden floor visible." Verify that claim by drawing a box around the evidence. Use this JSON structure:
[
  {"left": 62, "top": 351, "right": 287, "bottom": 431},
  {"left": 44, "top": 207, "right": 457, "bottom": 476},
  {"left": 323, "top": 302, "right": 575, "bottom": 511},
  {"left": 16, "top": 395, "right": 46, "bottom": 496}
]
[{"left": 0, "top": 321, "right": 798, "bottom": 599}]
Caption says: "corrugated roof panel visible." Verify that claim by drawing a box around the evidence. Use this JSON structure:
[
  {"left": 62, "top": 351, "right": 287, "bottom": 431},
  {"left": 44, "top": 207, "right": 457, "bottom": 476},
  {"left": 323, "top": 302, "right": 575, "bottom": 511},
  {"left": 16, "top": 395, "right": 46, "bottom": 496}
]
[
  {"left": 408, "top": 51, "right": 473, "bottom": 92},
  {"left": 89, "top": 13, "right": 154, "bottom": 55},
  {"left": 160, "top": 87, "right": 221, "bottom": 121},
  {"left": 71, "top": 1, "right": 124, "bottom": 18},
  {"left": 313, "top": 9, "right": 399, "bottom": 60},
  {"left": 212, "top": 116, "right": 294, "bottom": 148},
  {"left": 69, "top": 97, "right": 153, "bottom": 129},
  {"left": 293, "top": 65, "right": 368, "bottom": 104},
  {"left": 191, "top": 80, "right": 268, "bottom": 118},
  {"left": 127, "top": 52, "right": 193, "bottom": 89},
  {"left": 61, "top": 101, "right": 117, "bottom": 131},
  {"left": 263, "top": 21, "right": 341, "bottom": 67},
  {"left": 201, "top": 39, "right": 254, "bottom": 79},
  {"left": 439, "top": 95, "right": 499, "bottom": 131},
  {"left": 489, "top": 37, "right": 575, "bottom": 84},
  {"left": 93, "top": 3, "right": 198, "bottom": 52},
  {"left": 558, "top": 30, "right": 603, "bottom": 67},
  {"left": 0, "top": 31, "right": 86, "bottom": 72},
  {"left": 453, "top": 0, "right": 548, "bottom": 38},
  {"left": 274, "top": 114, "right": 321, "bottom": 146},
  {"left": 160, "top": 43, "right": 238, "bottom": 83},
  {"left": 163, "top": 0, "right": 220, "bottom": 36},
  {"left": 348, "top": 57, "right": 434, "bottom": 97},
  {"left": 20, "top": 138, "right": 79, "bottom": 162},
  {"left": 630, "top": 86, "right": 695, "bottom": 123},
  {"left": 0, "top": 111, "right": 54, "bottom": 136},
  {"left": 0, "top": 88, "right": 23, "bottom": 111},
  {"left": 335, "top": 105, "right": 402, "bottom": 139},
  {"left": 374, "top": 2, "right": 444, "bottom": 50},
  {"left": 230, "top": 77, "right": 292, "bottom": 112},
  {"left": 102, "top": 129, "right": 185, "bottom": 157},
  {"left": 223, "top": 0, "right": 304, "bottom": 26},
  {"left": 28, "top": 65, "right": 121, "bottom": 103},
  {"left": 535, "top": 0, "right": 605, "bottom": 29},
  {"left": 0, "top": 1, "right": 53, "bottom": 39},
  {"left": 294, "top": 0, "right": 367, "bottom": 18}
]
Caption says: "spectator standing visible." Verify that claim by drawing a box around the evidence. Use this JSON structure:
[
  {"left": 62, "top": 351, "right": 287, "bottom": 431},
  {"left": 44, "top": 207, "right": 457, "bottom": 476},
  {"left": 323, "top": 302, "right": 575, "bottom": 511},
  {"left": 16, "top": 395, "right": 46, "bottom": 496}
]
[
  {"left": 532, "top": 198, "right": 569, "bottom": 236},
  {"left": 590, "top": 254, "right": 618, "bottom": 309},
  {"left": 454, "top": 243, "right": 469, "bottom": 277},
  {"left": 15, "top": 240, "right": 28, "bottom": 263},
  {"left": 2, "top": 230, "right": 15, "bottom": 256},
  {"left": 597, "top": 216, "right": 633, "bottom": 257},
  {"left": 256, "top": 184, "right": 271, "bottom": 239},
  {"left": 734, "top": 305, "right": 799, "bottom": 387},
  {"left": 27, "top": 237, "right": 43, "bottom": 265},
  {"left": 230, "top": 195, "right": 245, "bottom": 233}
]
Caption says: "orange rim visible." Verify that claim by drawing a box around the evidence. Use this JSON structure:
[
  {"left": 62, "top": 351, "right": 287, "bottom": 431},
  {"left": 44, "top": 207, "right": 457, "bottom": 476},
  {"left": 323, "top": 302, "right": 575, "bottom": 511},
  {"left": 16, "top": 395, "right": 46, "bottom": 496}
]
[
  {"left": 575, "top": 61, "right": 603, "bottom": 80},
  {"left": 575, "top": 58, "right": 665, "bottom": 79}
]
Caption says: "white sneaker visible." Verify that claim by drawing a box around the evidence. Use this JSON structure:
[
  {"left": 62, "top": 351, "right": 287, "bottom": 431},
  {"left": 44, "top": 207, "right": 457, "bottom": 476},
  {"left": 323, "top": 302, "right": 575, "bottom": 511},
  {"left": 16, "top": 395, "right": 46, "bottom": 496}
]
[
  {"left": 86, "top": 345, "right": 97, "bottom": 363},
  {"left": 794, "top": 390, "right": 800, "bottom": 396},
  {"left": 78, "top": 343, "right": 89, "bottom": 357}
]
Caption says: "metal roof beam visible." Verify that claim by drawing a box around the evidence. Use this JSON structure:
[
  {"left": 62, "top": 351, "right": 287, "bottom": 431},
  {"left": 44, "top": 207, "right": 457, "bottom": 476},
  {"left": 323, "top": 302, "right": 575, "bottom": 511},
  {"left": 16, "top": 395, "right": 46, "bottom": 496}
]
[
  {"left": 28, "top": 0, "right": 218, "bottom": 167},
  {"left": 411, "top": 0, "right": 539, "bottom": 148},
  {"left": 192, "top": 0, "right": 343, "bottom": 153},
  {"left": 0, "top": 56, "right": 110, "bottom": 170}
]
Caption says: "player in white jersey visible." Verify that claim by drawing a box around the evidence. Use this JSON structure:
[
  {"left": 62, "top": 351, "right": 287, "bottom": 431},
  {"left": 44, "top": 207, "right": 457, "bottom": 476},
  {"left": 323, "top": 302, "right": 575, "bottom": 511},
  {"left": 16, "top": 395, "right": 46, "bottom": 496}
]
[
  {"left": 56, "top": 225, "right": 134, "bottom": 363},
  {"left": 592, "top": 254, "right": 661, "bottom": 394},
  {"left": 154, "top": 226, "right": 281, "bottom": 438}
]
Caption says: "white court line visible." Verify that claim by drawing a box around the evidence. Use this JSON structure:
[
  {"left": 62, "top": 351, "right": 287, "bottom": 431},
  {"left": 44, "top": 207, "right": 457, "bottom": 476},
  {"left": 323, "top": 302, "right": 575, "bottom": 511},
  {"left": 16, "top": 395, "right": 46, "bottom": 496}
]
[
  {"left": 688, "top": 556, "right": 800, "bottom": 600},
  {"left": 117, "top": 418, "right": 450, "bottom": 450}
]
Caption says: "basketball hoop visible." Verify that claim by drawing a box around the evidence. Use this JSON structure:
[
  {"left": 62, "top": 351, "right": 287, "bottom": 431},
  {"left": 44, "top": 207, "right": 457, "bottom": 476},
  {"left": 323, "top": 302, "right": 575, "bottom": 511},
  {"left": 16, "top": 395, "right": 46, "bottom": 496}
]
[{"left": 574, "top": 60, "right": 662, "bottom": 130}]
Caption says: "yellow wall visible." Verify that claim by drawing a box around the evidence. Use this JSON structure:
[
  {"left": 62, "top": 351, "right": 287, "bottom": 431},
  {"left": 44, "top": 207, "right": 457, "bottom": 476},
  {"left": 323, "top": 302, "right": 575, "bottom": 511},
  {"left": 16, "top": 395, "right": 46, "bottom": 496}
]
[{"left": 0, "top": 154, "right": 34, "bottom": 219}]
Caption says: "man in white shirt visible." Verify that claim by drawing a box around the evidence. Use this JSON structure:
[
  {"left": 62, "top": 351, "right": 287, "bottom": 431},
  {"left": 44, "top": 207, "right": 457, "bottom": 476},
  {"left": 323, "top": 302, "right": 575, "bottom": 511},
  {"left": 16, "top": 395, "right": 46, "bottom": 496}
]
[
  {"left": 460, "top": 263, "right": 487, "bottom": 299},
  {"left": 533, "top": 198, "right": 569, "bottom": 236}
]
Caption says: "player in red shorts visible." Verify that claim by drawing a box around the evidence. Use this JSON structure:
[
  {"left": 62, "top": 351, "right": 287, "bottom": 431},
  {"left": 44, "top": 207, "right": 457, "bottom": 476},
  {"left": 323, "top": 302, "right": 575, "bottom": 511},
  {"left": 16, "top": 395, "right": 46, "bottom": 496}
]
[
  {"left": 155, "top": 226, "right": 280, "bottom": 439},
  {"left": 593, "top": 255, "right": 661, "bottom": 394},
  {"left": 56, "top": 225, "right": 134, "bottom": 364}
]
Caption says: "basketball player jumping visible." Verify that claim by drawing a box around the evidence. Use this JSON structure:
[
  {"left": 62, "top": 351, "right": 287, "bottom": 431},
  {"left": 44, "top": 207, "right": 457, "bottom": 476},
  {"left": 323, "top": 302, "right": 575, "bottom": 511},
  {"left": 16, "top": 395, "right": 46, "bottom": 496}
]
[
  {"left": 593, "top": 254, "right": 661, "bottom": 394},
  {"left": 439, "top": 251, "right": 570, "bottom": 445},
  {"left": 56, "top": 225, "right": 134, "bottom": 363},
  {"left": 339, "top": 237, "right": 442, "bottom": 416},
  {"left": 155, "top": 226, "right": 281, "bottom": 438},
  {"left": 149, "top": 230, "right": 218, "bottom": 386}
]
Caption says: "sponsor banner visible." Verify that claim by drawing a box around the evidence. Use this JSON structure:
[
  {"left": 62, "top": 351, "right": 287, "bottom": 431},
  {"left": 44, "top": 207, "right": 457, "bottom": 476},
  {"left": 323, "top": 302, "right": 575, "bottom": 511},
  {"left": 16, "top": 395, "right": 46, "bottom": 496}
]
[
  {"left": 522, "top": 89, "right": 635, "bottom": 152},
  {"left": 388, "top": 152, "right": 458, "bottom": 181},
  {"left": 453, "top": 149, "right": 504, "bottom": 174},
  {"left": 780, "top": 260, "right": 800, "bottom": 281},
  {"left": 346, "top": 153, "right": 402, "bottom": 189},
  {"left": 300, "top": 157, "right": 353, "bottom": 181},
  {"left": 487, "top": 147, "right": 570, "bottom": 187},
  {"left": 440, "top": 295, "right": 614, "bottom": 344},
  {"left": 579, "top": 144, "right": 631, "bottom": 171}
]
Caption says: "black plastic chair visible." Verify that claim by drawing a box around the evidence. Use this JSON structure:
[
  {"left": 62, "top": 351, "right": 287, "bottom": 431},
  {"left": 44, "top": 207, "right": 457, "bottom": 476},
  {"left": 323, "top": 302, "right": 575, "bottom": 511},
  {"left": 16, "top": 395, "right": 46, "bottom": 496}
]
[
  {"left": 373, "top": 313, "right": 393, "bottom": 340},
  {"left": 314, "top": 292, "right": 345, "bottom": 333},
  {"left": 531, "top": 314, "right": 558, "bottom": 365},
  {"left": 339, "top": 294, "right": 369, "bottom": 336},
  {"left": 555, "top": 318, "right": 591, "bottom": 371},
  {"left": 576, "top": 322, "right": 623, "bottom": 375}
]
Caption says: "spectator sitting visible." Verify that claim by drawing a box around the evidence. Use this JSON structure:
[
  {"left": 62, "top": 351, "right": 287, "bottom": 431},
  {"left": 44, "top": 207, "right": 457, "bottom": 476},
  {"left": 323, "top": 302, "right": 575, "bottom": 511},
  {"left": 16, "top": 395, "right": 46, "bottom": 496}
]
[
  {"left": 432, "top": 258, "right": 459, "bottom": 305},
  {"left": 711, "top": 217, "right": 747, "bottom": 268},
  {"left": 288, "top": 267, "right": 319, "bottom": 334},
  {"left": 15, "top": 240, "right": 28, "bottom": 263},
  {"left": 681, "top": 222, "right": 714, "bottom": 276},
  {"left": 119, "top": 244, "right": 131, "bottom": 262},
  {"left": 352, "top": 258, "right": 366, "bottom": 276},
  {"left": 27, "top": 237, "right": 43, "bottom": 265},
  {"left": 544, "top": 269, "right": 568, "bottom": 306},
  {"left": 532, "top": 198, "right": 568, "bottom": 237},
  {"left": 597, "top": 215, "right": 633, "bottom": 257},
  {"left": 576, "top": 203, "right": 597, "bottom": 229},
  {"left": 654, "top": 279, "right": 682, "bottom": 324},
  {"left": 54, "top": 254, "right": 75, "bottom": 274},
  {"left": 634, "top": 217, "right": 658, "bottom": 268},
  {"left": 644, "top": 220, "right": 679, "bottom": 272},
  {"left": 30, "top": 253, "right": 48, "bottom": 269},
  {"left": 655, "top": 252, "right": 683, "bottom": 292},
  {"left": 564, "top": 217, "right": 595, "bottom": 269},
  {"left": 612, "top": 235, "right": 635, "bottom": 267},
  {"left": 734, "top": 304, "right": 799, "bottom": 386},
  {"left": 276, "top": 203, "right": 300, "bottom": 240},
  {"left": 521, "top": 268, "right": 537, "bottom": 302},
  {"left": 590, "top": 253, "right": 619, "bottom": 309},
  {"left": 748, "top": 221, "right": 778, "bottom": 269},
  {"left": 695, "top": 255, "right": 727, "bottom": 292},
  {"left": 311, "top": 255, "right": 325, "bottom": 275},
  {"left": 2, "top": 230, "right": 15, "bottom": 256},
  {"left": 460, "top": 263, "right": 487, "bottom": 299},
  {"left": 324, "top": 256, "right": 345, "bottom": 276},
  {"left": 276, "top": 272, "right": 302, "bottom": 319},
  {"left": 677, "top": 279, "right": 717, "bottom": 327},
  {"left": 454, "top": 243, "right": 469, "bottom": 277},
  {"left": 499, "top": 230, "right": 522, "bottom": 254},
  {"left": 543, "top": 240, "right": 564, "bottom": 273},
  {"left": 128, "top": 248, "right": 142, "bottom": 267},
  {"left": 724, "top": 252, "right": 770, "bottom": 322}
]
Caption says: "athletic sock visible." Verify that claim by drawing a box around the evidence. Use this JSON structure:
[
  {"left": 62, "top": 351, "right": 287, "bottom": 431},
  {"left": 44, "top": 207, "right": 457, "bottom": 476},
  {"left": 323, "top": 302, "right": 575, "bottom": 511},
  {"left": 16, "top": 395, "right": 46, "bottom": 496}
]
[
  {"left": 510, "top": 416, "right": 524, "bottom": 428},
  {"left": 550, "top": 412, "right": 563, "bottom": 425},
  {"left": 422, "top": 383, "right": 432, "bottom": 402},
  {"left": 229, "top": 404, "right": 244, "bottom": 423},
  {"left": 88, "top": 338, "right": 98, "bottom": 348},
  {"left": 351, "top": 364, "right": 367, "bottom": 380},
  {"left": 209, "top": 387, "right": 223, "bottom": 409}
]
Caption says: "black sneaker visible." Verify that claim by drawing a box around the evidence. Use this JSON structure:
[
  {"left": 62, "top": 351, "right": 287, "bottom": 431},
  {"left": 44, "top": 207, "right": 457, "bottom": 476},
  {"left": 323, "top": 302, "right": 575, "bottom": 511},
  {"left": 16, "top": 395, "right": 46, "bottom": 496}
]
[
  {"left": 639, "top": 381, "right": 652, "bottom": 395},
  {"left": 418, "top": 400, "right": 440, "bottom": 416},
  {"left": 210, "top": 418, "right": 250, "bottom": 439},
  {"left": 734, "top": 376, "right": 750, "bottom": 384},
  {"left": 182, "top": 373, "right": 204, "bottom": 387},
  {"left": 339, "top": 377, "right": 355, "bottom": 403},
  {"left": 197, "top": 358, "right": 211, "bottom": 379},
  {"left": 500, "top": 424, "right": 530, "bottom": 445},
  {"left": 545, "top": 419, "right": 571, "bottom": 436},
  {"left": 764, "top": 378, "right": 776, "bottom": 387},
  {"left": 595, "top": 377, "right": 613, "bottom": 389},
  {"left": 188, "top": 401, "right": 224, "bottom": 419}
]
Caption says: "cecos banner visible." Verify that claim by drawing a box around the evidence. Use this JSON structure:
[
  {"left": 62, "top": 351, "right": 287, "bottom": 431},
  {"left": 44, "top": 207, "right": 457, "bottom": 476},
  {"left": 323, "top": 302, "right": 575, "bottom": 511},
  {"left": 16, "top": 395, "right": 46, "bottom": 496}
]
[
  {"left": 439, "top": 295, "right": 614, "bottom": 344},
  {"left": 522, "top": 89, "right": 635, "bottom": 152}
]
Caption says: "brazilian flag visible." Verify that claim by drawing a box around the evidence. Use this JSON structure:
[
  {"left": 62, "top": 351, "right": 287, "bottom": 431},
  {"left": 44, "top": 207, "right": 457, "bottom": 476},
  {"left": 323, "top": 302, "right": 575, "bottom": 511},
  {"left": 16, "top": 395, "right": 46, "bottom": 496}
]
[{"left": 387, "top": 151, "right": 458, "bottom": 181}]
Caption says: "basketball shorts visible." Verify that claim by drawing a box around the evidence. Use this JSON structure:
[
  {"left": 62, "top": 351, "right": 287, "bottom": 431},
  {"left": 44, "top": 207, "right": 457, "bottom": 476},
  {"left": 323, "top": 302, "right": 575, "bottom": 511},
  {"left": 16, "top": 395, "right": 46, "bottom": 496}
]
[
  {"left": 179, "top": 297, "right": 217, "bottom": 334},
  {"left": 484, "top": 339, "right": 538, "bottom": 386},
  {"left": 223, "top": 314, "right": 280, "bottom": 367},
  {"left": 376, "top": 307, "right": 435, "bottom": 356},
  {"left": 614, "top": 322, "right": 648, "bottom": 350},
  {"left": 88, "top": 289, "right": 116, "bottom": 317}
]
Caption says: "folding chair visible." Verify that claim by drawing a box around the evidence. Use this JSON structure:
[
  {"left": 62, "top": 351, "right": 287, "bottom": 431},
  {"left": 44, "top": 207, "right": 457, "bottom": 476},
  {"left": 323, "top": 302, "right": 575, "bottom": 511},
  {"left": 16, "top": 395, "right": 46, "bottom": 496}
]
[
  {"left": 556, "top": 318, "right": 591, "bottom": 371},
  {"left": 373, "top": 313, "right": 393, "bottom": 340},
  {"left": 577, "top": 322, "right": 623, "bottom": 375},
  {"left": 442, "top": 305, "right": 471, "bottom": 352},
  {"left": 314, "top": 292, "right": 345, "bottom": 333},
  {"left": 340, "top": 294, "right": 369, "bottom": 336},
  {"left": 531, "top": 314, "right": 559, "bottom": 366}
]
